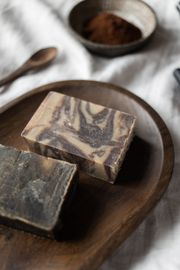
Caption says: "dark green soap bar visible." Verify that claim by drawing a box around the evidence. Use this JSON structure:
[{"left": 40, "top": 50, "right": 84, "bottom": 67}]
[{"left": 0, "top": 144, "right": 78, "bottom": 238}]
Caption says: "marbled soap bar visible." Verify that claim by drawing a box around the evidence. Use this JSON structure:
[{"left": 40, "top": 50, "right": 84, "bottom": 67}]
[
  {"left": 22, "top": 92, "right": 136, "bottom": 183},
  {"left": 0, "top": 144, "right": 77, "bottom": 238}
]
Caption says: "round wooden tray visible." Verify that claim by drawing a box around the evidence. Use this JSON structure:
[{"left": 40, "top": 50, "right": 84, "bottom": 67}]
[{"left": 0, "top": 80, "right": 174, "bottom": 270}]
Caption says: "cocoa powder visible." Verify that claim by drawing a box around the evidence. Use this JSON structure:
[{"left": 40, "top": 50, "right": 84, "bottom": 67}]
[{"left": 82, "top": 12, "right": 142, "bottom": 45}]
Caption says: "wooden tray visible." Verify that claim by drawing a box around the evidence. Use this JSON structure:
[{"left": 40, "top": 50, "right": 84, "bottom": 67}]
[{"left": 0, "top": 80, "right": 174, "bottom": 270}]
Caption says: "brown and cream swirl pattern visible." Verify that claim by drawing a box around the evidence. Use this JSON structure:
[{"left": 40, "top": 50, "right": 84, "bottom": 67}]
[{"left": 22, "top": 92, "right": 136, "bottom": 183}]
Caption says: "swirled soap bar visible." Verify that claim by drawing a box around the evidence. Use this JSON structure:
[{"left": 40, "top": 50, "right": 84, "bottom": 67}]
[{"left": 22, "top": 92, "right": 136, "bottom": 183}]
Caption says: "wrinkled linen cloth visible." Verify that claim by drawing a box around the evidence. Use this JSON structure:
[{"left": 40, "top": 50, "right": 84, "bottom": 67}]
[{"left": 0, "top": 0, "right": 180, "bottom": 269}]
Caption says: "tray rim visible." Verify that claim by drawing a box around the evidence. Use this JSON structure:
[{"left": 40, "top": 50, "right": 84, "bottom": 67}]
[{"left": 0, "top": 80, "right": 174, "bottom": 269}]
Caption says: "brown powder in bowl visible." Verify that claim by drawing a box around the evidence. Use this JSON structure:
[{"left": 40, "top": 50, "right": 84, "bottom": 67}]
[{"left": 82, "top": 12, "right": 142, "bottom": 46}]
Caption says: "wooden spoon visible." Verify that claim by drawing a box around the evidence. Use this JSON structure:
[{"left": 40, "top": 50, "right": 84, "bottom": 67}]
[{"left": 0, "top": 47, "right": 58, "bottom": 87}]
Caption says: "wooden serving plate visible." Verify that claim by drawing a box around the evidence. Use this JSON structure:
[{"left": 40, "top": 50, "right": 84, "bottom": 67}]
[{"left": 0, "top": 80, "right": 174, "bottom": 270}]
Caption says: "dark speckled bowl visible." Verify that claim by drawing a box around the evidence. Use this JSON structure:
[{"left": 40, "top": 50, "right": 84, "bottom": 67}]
[{"left": 68, "top": 0, "right": 157, "bottom": 57}]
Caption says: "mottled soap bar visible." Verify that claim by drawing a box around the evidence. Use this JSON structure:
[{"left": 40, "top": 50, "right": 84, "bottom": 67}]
[
  {"left": 22, "top": 92, "right": 136, "bottom": 183},
  {"left": 0, "top": 144, "right": 77, "bottom": 238}
]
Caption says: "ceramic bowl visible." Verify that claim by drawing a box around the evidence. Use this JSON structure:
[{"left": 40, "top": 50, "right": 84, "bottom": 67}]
[{"left": 68, "top": 0, "right": 157, "bottom": 57}]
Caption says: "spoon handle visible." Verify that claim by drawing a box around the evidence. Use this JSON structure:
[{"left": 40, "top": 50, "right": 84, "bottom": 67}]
[{"left": 0, "top": 62, "right": 30, "bottom": 87}]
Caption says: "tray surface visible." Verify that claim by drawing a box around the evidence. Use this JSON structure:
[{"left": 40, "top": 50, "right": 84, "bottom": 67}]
[{"left": 0, "top": 80, "right": 174, "bottom": 270}]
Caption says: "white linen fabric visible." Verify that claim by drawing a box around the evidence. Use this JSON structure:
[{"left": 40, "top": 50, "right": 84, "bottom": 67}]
[{"left": 0, "top": 0, "right": 180, "bottom": 269}]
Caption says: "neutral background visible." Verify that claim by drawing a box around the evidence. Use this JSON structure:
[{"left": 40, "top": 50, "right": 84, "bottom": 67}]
[{"left": 0, "top": 0, "right": 180, "bottom": 269}]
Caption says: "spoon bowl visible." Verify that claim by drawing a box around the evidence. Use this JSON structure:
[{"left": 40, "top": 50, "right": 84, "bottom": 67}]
[{"left": 29, "top": 47, "right": 58, "bottom": 67}]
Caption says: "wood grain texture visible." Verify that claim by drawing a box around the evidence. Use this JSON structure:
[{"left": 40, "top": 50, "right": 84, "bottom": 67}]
[{"left": 0, "top": 80, "right": 174, "bottom": 270}]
